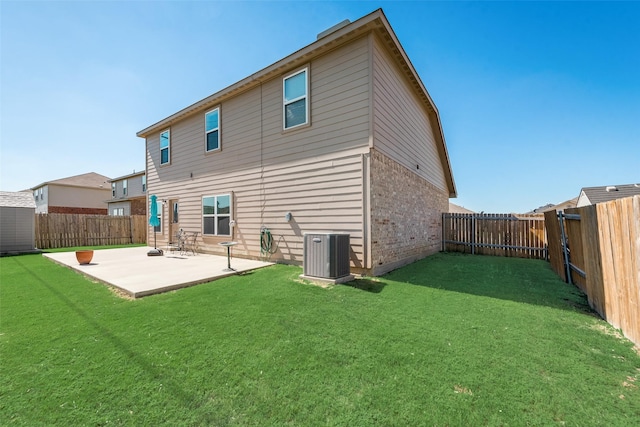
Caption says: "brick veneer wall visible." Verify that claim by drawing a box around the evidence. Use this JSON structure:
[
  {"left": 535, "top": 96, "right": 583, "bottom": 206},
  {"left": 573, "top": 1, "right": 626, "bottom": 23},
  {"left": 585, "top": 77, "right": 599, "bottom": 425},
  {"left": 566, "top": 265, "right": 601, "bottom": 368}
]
[
  {"left": 369, "top": 149, "right": 448, "bottom": 275},
  {"left": 49, "top": 206, "right": 108, "bottom": 215}
]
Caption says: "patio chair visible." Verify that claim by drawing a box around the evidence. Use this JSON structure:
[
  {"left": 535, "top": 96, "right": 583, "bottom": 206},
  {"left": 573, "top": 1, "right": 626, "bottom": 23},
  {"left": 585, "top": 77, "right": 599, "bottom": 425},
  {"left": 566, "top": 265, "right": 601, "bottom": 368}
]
[
  {"left": 167, "top": 229, "right": 185, "bottom": 254},
  {"left": 181, "top": 231, "right": 199, "bottom": 256}
]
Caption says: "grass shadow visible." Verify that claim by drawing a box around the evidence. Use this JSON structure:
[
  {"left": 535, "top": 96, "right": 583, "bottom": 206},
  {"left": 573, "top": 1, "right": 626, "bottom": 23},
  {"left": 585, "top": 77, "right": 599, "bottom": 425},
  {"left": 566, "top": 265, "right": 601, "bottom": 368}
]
[
  {"left": 344, "top": 278, "right": 386, "bottom": 293},
  {"left": 384, "top": 252, "right": 597, "bottom": 315}
]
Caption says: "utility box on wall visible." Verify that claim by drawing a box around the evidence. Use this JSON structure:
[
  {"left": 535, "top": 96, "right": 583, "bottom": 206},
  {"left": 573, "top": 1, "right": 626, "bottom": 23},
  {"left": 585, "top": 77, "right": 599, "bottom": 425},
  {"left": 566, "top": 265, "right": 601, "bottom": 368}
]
[{"left": 303, "top": 233, "right": 350, "bottom": 279}]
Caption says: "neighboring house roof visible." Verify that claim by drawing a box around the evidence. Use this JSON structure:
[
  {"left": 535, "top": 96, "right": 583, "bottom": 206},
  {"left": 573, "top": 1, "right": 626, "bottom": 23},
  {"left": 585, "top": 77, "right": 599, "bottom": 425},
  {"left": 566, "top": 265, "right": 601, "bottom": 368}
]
[
  {"left": 136, "top": 8, "right": 456, "bottom": 197},
  {"left": 449, "top": 202, "right": 474, "bottom": 213},
  {"left": 30, "top": 172, "right": 111, "bottom": 190},
  {"left": 109, "top": 170, "right": 145, "bottom": 183},
  {"left": 529, "top": 197, "right": 578, "bottom": 213},
  {"left": 0, "top": 191, "right": 36, "bottom": 209},
  {"left": 578, "top": 184, "right": 640, "bottom": 206}
]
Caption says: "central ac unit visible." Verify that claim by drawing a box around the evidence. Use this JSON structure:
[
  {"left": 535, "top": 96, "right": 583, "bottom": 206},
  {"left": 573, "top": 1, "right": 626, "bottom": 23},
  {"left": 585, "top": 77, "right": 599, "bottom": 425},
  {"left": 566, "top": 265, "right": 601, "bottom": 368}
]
[{"left": 303, "top": 233, "right": 350, "bottom": 279}]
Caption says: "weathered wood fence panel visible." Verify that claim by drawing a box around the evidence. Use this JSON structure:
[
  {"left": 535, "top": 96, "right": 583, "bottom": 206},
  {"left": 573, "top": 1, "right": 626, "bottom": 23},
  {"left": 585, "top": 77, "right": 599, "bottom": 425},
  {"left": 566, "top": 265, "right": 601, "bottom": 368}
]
[
  {"left": 442, "top": 213, "right": 547, "bottom": 260},
  {"left": 564, "top": 208, "right": 587, "bottom": 292},
  {"left": 596, "top": 197, "right": 640, "bottom": 346},
  {"left": 35, "top": 214, "right": 146, "bottom": 249},
  {"left": 545, "top": 196, "right": 640, "bottom": 347}
]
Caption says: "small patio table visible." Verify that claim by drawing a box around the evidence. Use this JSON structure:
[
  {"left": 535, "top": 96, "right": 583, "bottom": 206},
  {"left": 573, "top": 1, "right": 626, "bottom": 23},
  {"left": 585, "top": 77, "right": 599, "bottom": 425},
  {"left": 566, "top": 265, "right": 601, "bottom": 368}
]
[{"left": 219, "top": 241, "right": 238, "bottom": 272}]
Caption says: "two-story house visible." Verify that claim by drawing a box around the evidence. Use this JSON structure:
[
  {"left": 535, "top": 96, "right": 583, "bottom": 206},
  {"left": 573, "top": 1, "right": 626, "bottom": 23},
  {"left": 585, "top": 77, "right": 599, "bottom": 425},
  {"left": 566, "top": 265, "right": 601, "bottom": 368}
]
[
  {"left": 137, "top": 9, "right": 456, "bottom": 276},
  {"left": 107, "top": 171, "right": 146, "bottom": 216},
  {"left": 30, "top": 172, "right": 111, "bottom": 215}
]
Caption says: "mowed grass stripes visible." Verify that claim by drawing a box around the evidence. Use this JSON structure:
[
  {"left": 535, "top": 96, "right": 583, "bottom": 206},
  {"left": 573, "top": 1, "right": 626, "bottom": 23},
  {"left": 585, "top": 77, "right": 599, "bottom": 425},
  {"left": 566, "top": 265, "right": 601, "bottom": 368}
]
[{"left": 1, "top": 250, "right": 638, "bottom": 426}]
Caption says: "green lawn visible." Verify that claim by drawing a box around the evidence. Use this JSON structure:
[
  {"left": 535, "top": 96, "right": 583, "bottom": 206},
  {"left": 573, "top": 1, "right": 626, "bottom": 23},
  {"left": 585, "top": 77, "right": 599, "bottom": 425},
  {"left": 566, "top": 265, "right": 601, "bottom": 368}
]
[{"left": 1, "top": 251, "right": 638, "bottom": 426}]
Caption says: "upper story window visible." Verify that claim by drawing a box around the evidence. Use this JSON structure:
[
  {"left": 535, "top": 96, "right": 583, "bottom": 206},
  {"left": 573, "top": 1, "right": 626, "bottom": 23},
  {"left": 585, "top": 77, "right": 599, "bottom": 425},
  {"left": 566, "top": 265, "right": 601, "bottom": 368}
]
[
  {"left": 142, "top": 175, "right": 146, "bottom": 192},
  {"left": 123, "top": 179, "right": 128, "bottom": 196},
  {"left": 111, "top": 183, "right": 116, "bottom": 198},
  {"left": 205, "top": 108, "right": 220, "bottom": 152},
  {"left": 283, "top": 68, "right": 309, "bottom": 130},
  {"left": 160, "top": 129, "right": 170, "bottom": 165},
  {"left": 202, "top": 194, "right": 231, "bottom": 236},
  {"left": 34, "top": 190, "right": 38, "bottom": 200}
]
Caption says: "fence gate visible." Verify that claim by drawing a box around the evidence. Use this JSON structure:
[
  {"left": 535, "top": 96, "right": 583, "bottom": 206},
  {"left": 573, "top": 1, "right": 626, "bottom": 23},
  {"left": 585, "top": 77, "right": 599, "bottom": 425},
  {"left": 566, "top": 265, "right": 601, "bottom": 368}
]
[{"left": 544, "top": 210, "right": 588, "bottom": 291}]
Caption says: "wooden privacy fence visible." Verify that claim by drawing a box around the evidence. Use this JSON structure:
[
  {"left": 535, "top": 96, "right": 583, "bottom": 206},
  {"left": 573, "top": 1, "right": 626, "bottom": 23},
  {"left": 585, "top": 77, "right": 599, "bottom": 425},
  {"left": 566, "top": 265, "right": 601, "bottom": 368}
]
[
  {"left": 442, "top": 213, "right": 547, "bottom": 259},
  {"left": 35, "top": 214, "right": 147, "bottom": 249},
  {"left": 545, "top": 196, "right": 640, "bottom": 347}
]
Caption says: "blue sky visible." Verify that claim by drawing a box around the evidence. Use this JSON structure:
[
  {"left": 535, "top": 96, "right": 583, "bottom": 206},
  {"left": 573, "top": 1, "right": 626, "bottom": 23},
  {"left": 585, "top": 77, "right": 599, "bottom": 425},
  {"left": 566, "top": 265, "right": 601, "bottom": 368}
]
[{"left": 1, "top": 1, "right": 638, "bottom": 213}]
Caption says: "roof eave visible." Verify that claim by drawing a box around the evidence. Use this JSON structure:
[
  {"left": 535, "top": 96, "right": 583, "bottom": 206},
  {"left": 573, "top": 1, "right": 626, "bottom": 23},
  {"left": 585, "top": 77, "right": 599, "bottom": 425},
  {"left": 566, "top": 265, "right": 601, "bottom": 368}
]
[
  {"left": 108, "top": 171, "right": 145, "bottom": 182},
  {"left": 137, "top": 9, "right": 386, "bottom": 139}
]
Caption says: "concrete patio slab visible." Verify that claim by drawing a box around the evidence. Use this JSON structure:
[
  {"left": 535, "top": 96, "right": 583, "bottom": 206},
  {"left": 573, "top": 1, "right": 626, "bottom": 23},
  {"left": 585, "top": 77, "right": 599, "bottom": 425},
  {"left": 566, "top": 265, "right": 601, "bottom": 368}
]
[{"left": 43, "top": 246, "right": 273, "bottom": 298}]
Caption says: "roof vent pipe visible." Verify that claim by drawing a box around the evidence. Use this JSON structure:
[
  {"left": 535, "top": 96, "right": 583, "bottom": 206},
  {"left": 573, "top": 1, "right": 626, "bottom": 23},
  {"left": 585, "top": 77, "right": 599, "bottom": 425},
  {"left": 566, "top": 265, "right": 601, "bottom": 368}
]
[{"left": 317, "top": 19, "right": 351, "bottom": 39}]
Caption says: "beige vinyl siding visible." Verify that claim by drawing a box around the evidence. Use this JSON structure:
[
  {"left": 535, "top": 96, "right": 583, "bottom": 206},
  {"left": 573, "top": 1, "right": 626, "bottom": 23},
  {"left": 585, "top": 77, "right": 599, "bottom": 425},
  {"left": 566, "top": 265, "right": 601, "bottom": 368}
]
[
  {"left": 262, "top": 35, "right": 370, "bottom": 165},
  {"left": 145, "top": 37, "right": 371, "bottom": 268},
  {"left": 372, "top": 35, "right": 447, "bottom": 192},
  {"left": 48, "top": 185, "right": 111, "bottom": 210},
  {"left": 146, "top": 152, "right": 365, "bottom": 266}
]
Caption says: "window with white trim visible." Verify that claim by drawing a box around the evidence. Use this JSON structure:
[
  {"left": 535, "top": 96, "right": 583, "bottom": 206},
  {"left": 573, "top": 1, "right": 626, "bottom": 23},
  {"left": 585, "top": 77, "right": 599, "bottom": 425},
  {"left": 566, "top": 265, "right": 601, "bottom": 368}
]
[
  {"left": 111, "top": 183, "right": 116, "bottom": 198},
  {"left": 142, "top": 175, "right": 146, "bottom": 192},
  {"left": 123, "top": 179, "right": 128, "bottom": 196},
  {"left": 283, "top": 68, "right": 308, "bottom": 129},
  {"left": 160, "top": 129, "right": 170, "bottom": 165},
  {"left": 205, "top": 108, "right": 220, "bottom": 152},
  {"left": 202, "top": 194, "right": 231, "bottom": 236}
]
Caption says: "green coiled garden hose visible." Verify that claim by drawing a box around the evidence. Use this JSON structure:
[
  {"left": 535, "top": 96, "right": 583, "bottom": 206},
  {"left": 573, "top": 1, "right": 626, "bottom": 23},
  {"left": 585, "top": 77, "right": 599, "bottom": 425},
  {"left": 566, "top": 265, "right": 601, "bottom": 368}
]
[{"left": 260, "top": 228, "right": 274, "bottom": 254}]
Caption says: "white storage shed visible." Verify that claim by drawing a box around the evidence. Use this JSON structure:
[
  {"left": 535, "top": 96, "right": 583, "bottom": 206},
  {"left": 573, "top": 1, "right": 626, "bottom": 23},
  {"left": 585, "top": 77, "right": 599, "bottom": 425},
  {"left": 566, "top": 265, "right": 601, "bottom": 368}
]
[{"left": 0, "top": 191, "right": 37, "bottom": 254}]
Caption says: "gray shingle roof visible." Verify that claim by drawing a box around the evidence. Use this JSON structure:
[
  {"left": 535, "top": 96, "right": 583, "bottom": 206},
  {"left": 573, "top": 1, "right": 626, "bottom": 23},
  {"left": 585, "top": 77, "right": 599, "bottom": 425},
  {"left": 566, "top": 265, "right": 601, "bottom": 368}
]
[
  {"left": 31, "top": 172, "right": 111, "bottom": 190},
  {"left": 581, "top": 184, "right": 640, "bottom": 204},
  {"left": 0, "top": 191, "right": 36, "bottom": 208}
]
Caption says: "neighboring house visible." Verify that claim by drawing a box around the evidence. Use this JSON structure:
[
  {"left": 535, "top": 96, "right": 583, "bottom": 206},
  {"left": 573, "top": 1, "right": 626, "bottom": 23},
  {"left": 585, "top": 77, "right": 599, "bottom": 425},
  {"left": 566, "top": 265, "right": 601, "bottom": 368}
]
[
  {"left": 449, "top": 202, "right": 474, "bottom": 214},
  {"left": 137, "top": 9, "right": 456, "bottom": 276},
  {"left": 576, "top": 184, "right": 640, "bottom": 207},
  {"left": 30, "top": 172, "right": 111, "bottom": 214},
  {"left": 108, "top": 171, "right": 146, "bottom": 216},
  {"left": 0, "top": 191, "right": 37, "bottom": 254},
  {"left": 529, "top": 197, "right": 578, "bottom": 213}
]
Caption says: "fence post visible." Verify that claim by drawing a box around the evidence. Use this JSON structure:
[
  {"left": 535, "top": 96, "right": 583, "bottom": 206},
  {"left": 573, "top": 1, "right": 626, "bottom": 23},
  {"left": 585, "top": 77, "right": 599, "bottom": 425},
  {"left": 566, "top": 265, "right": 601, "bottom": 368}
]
[
  {"left": 441, "top": 213, "right": 445, "bottom": 252},
  {"left": 471, "top": 214, "right": 476, "bottom": 255}
]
